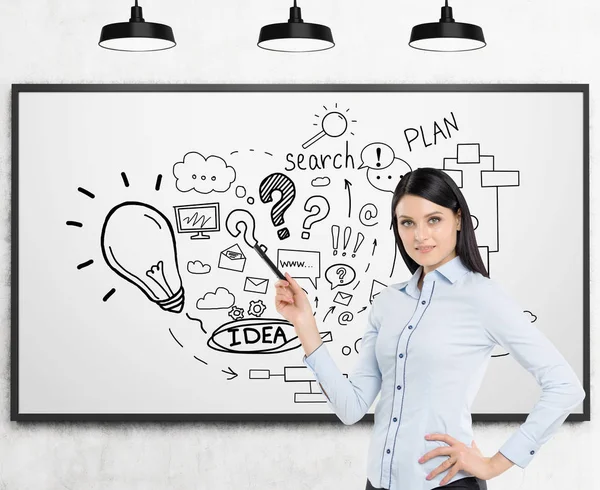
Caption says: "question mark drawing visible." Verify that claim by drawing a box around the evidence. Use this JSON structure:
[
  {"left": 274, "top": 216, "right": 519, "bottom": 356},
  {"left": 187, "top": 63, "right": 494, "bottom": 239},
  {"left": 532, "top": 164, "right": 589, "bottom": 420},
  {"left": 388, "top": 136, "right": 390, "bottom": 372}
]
[
  {"left": 225, "top": 209, "right": 259, "bottom": 248},
  {"left": 336, "top": 266, "right": 346, "bottom": 283},
  {"left": 225, "top": 209, "right": 285, "bottom": 280},
  {"left": 259, "top": 173, "right": 296, "bottom": 240},
  {"left": 301, "top": 195, "right": 330, "bottom": 240}
]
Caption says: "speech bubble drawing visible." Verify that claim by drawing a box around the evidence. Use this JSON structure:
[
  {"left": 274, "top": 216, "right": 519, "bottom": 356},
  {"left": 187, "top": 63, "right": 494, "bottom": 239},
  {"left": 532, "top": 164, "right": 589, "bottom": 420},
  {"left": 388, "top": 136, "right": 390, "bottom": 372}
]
[
  {"left": 359, "top": 142, "right": 395, "bottom": 170},
  {"left": 277, "top": 249, "right": 321, "bottom": 289},
  {"left": 366, "top": 157, "right": 412, "bottom": 193},
  {"left": 325, "top": 263, "right": 356, "bottom": 290}
]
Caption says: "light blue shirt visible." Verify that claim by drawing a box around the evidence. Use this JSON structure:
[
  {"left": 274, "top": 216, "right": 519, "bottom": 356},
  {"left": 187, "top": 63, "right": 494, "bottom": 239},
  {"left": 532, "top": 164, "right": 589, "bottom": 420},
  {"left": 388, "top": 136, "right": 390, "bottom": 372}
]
[{"left": 302, "top": 255, "right": 586, "bottom": 490}]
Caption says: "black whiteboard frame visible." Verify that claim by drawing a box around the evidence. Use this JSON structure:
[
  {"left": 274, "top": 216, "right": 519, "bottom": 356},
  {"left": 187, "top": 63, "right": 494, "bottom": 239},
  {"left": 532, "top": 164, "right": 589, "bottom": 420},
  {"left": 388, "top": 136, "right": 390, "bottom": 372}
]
[{"left": 11, "top": 83, "right": 590, "bottom": 423}]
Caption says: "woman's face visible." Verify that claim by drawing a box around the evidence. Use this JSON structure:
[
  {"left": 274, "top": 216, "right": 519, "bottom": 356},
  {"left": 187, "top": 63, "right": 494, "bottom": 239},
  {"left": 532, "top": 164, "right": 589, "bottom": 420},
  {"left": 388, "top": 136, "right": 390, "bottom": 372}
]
[{"left": 394, "top": 194, "right": 461, "bottom": 274}]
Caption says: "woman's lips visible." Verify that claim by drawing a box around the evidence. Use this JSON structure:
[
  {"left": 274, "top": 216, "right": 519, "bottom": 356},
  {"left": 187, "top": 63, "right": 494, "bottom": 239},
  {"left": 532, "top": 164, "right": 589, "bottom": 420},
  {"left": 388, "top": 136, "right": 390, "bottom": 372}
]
[{"left": 417, "top": 246, "right": 435, "bottom": 253}]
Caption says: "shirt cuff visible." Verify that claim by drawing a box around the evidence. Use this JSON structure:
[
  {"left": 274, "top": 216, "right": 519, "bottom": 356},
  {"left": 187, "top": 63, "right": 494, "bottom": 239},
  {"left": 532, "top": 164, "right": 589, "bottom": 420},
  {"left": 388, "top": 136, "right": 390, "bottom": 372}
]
[{"left": 498, "top": 427, "right": 541, "bottom": 469}]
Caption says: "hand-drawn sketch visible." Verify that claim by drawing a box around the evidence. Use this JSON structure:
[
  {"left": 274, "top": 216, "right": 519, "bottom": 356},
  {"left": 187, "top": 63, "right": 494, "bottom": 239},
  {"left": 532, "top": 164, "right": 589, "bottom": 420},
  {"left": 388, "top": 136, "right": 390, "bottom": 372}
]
[
  {"left": 196, "top": 287, "right": 235, "bottom": 310},
  {"left": 331, "top": 225, "right": 340, "bottom": 256},
  {"left": 330, "top": 225, "right": 364, "bottom": 257},
  {"left": 101, "top": 201, "right": 184, "bottom": 313},
  {"left": 338, "top": 311, "right": 353, "bottom": 326},
  {"left": 244, "top": 276, "right": 269, "bottom": 294},
  {"left": 36, "top": 86, "right": 585, "bottom": 421},
  {"left": 218, "top": 244, "right": 246, "bottom": 272},
  {"left": 247, "top": 331, "right": 333, "bottom": 404},
  {"left": 259, "top": 172, "right": 296, "bottom": 240},
  {"left": 369, "top": 279, "right": 387, "bottom": 303},
  {"left": 187, "top": 260, "right": 211, "bottom": 274},
  {"left": 302, "top": 104, "right": 357, "bottom": 149},
  {"left": 359, "top": 142, "right": 395, "bottom": 170},
  {"left": 228, "top": 305, "right": 245, "bottom": 320},
  {"left": 301, "top": 195, "right": 330, "bottom": 239},
  {"left": 173, "top": 151, "right": 236, "bottom": 194},
  {"left": 359, "top": 203, "right": 379, "bottom": 227},
  {"left": 207, "top": 318, "right": 302, "bottom": 354},
  {"left": 351, "top": 232, "right": 365, "bottom": 258},
  {"left": 442, "top": 142, "right": 520, "bottom": 275},
  {"left": 174, "top": 202, "right": 220, "bottom": 239},
  {"left": 247, "top": 299, "right": 267, "bottom": 317},
  {"left": 277, "top": 248, "right": 321, "bottom": 289},
  {"left": 225, "top": 209, "right": 285, "bottom": 280},
  {"left": 333, "top": 291, "right": 353, "bottom": 306},
  {"left": 311, "top": 176, "right": 331, "bottom": 187},
  {"left": 359, "top": 141, "right": 412, "bottom": 193},
  {"left": 324, "top": 263, "right": 356, "bottom": 290}
]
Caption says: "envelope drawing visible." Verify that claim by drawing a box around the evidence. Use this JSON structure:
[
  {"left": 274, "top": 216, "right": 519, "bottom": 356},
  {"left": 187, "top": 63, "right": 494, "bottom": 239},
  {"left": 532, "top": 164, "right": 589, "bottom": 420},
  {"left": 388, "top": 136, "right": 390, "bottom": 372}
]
[
  {"left": 244, "top": 276, "right": 269, "bottom": 294},
  {"left": 218, "top": 243, "right": 246, "bottom": 272},
  {"left": 333, "top": 291, "right": 353, "bottom": 307}
]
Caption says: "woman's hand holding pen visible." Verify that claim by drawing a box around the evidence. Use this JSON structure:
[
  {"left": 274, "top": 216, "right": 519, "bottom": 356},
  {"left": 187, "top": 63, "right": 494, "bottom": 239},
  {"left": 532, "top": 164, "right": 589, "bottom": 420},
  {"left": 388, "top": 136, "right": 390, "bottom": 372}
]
[
  {"left": 274, "top": 272, "right": 313, "bottom": 326},
  {"left": 274, "top": 272, "right": 323, "bottom": 357}
]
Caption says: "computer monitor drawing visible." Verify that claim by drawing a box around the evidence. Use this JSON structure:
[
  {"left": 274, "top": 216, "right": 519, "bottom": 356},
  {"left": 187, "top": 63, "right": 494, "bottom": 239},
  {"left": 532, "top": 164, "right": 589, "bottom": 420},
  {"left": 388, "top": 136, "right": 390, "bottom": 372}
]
[{"left": 173, "top": 202, "right": 220, "bottom": 239}]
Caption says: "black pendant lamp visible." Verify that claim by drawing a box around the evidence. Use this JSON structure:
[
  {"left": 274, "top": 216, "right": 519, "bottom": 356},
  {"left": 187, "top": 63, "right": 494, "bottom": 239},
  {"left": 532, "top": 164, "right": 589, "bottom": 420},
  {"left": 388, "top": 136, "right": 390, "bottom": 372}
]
[
  {"left": 409, "top": 1, "right": 485, "bottom": 52},
  {"left": 258, "top": 1, "right": 334, "bottom": 52},
  {"left": 99, "top": 1, "right": 176, "bottom": 52}
]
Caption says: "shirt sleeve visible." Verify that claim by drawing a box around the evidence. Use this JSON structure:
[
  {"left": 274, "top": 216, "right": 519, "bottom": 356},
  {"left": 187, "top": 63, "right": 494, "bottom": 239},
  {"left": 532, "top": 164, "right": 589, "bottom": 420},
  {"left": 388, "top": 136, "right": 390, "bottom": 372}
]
[
  {"left": 301, "top": 297, "right": 383, "bottom": 425},
  {"left": 479, "top": 280, "right": 586, "bottom": 469}
]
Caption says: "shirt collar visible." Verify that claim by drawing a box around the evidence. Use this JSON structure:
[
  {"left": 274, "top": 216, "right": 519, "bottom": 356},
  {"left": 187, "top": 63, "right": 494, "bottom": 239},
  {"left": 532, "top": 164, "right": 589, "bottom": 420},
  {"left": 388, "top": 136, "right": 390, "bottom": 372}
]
[{"left": 397, "top": 255, "right": 470, "bottom": 298}]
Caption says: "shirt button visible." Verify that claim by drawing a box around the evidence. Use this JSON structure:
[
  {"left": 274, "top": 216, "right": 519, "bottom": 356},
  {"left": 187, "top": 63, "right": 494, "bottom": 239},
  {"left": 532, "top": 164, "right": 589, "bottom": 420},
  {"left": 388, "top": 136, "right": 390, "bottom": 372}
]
[
  {"left": 397, "top": 385, "right": 402, "bottom": 390},
  {"left": 387, "top": 449, "right": 391, "bottom": 454},
  {"left": 393, "top": 417, "right": 398, "bottom": 422},
  {"left": 530, "top": 450, "right": 535, "bottom": 455},
  {"left": 408, "top": 325, "right": 413, "bottom": 329},
  {"left": 421, "top": 300, "right": 426, "bottom": 305},
  {"left": 399, "top": 353, "right": 404, "bottom": 358}
]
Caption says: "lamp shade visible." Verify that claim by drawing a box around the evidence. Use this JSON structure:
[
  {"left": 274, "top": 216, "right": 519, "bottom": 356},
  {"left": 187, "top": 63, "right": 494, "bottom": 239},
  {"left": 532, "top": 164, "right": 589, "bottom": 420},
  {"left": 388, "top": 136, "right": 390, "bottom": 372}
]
[
  {"left": 258, "top": 3, "right": 334, "bottom": 52},
  {"left": 99, "top": 3, "right": 176, "bottom": 52},
  {"left": 409, "top": 3, "right": 485, "bottom": 52}
]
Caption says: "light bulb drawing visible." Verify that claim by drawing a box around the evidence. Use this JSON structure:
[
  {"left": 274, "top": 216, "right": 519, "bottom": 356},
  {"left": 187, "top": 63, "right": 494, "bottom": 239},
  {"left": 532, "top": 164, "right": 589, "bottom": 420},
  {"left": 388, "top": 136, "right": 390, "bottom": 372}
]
[{"left": 101, "top": 201, "right": 185, "bottom": 313}]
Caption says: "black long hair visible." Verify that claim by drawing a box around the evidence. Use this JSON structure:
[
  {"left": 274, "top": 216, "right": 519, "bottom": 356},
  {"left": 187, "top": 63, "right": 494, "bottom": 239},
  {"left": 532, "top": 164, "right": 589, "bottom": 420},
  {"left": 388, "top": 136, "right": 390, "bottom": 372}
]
[{"left": 390, "top": 167, "right": 489, "bottom": 278}]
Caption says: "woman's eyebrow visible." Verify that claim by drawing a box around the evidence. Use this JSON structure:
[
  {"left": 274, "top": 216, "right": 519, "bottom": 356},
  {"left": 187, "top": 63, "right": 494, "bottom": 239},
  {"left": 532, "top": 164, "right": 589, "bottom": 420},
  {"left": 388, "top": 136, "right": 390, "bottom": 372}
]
[{"left": 397, "top": 211, "right": 443, "bottom": 219}]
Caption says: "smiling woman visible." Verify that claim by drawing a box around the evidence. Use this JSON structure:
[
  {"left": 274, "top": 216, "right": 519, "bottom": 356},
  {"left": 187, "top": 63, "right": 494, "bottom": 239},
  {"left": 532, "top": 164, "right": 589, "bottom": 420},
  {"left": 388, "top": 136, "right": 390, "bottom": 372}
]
[
  {"left": 390, "top": 167, "right": 488, "bottom": 283},
  {"left": 277, "top": 166, "right": 585, "bottom": 490}
]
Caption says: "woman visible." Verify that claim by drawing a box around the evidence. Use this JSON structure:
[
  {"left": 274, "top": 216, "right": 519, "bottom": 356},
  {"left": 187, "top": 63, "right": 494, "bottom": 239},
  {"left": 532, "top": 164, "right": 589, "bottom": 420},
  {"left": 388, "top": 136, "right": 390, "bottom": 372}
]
[{"left": 274, "top": 168, "right": 585, "bottom": 490}]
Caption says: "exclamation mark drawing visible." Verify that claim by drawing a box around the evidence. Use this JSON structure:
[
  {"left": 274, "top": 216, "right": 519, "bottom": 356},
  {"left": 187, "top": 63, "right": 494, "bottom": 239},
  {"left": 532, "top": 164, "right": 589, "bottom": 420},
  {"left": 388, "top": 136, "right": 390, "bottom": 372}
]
[
  {"left": 376, "top": 147, "right": 381, "bottom": 167},
  {"left": 352, "top": 232, "right": 365, "bottom": 258},
  {"left": 331, "top": 224, "right": 340, "bottom": 256},
  {"left": 342, "top": 226, "right": 351, "bottom": 256}
]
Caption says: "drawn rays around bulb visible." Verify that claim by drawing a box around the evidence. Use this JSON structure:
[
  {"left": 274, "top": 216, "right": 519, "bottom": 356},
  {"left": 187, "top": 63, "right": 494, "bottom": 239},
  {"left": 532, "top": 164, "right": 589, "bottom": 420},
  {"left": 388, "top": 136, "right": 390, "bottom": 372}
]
[
  {"left": 77, "top": 187, "right": 95, "bottom": 199},
  {"left": 69, "top": 174, "right": 171, "bottom": 305}
]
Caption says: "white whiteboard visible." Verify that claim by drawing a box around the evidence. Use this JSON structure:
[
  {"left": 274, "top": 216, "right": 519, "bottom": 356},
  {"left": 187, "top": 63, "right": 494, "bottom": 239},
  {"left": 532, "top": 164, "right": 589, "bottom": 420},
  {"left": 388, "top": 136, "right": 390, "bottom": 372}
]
[{"left": 12, "top": 85, "right": 589, "bottom": 421}]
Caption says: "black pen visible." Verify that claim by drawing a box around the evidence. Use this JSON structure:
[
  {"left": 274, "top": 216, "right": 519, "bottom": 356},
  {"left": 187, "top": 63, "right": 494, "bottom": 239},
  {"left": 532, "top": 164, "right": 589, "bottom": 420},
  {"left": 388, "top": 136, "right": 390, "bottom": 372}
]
[{"left": 252, "top": 244, "right": 286, "bottom": 280}]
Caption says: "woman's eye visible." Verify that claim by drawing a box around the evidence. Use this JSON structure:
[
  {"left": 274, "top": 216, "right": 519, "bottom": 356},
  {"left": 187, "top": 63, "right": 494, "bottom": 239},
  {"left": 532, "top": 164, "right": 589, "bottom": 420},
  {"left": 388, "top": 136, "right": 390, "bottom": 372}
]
[{"left": 399, "top": 217, "right": 440, "bottom": 227}]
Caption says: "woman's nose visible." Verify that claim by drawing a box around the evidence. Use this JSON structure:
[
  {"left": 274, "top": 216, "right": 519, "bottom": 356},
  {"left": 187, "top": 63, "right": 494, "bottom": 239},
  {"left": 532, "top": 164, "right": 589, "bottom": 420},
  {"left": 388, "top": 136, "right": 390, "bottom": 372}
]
[{"left": 415, "top": 226, "right": 429, "bottom": 241}]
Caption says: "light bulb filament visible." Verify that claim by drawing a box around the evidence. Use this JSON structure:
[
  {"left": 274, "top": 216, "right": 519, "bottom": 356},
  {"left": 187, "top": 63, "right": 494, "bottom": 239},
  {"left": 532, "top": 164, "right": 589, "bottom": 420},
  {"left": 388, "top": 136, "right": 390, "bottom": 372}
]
[{"left": 146, "top": 260, "right": 174, "bottom": 297}]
